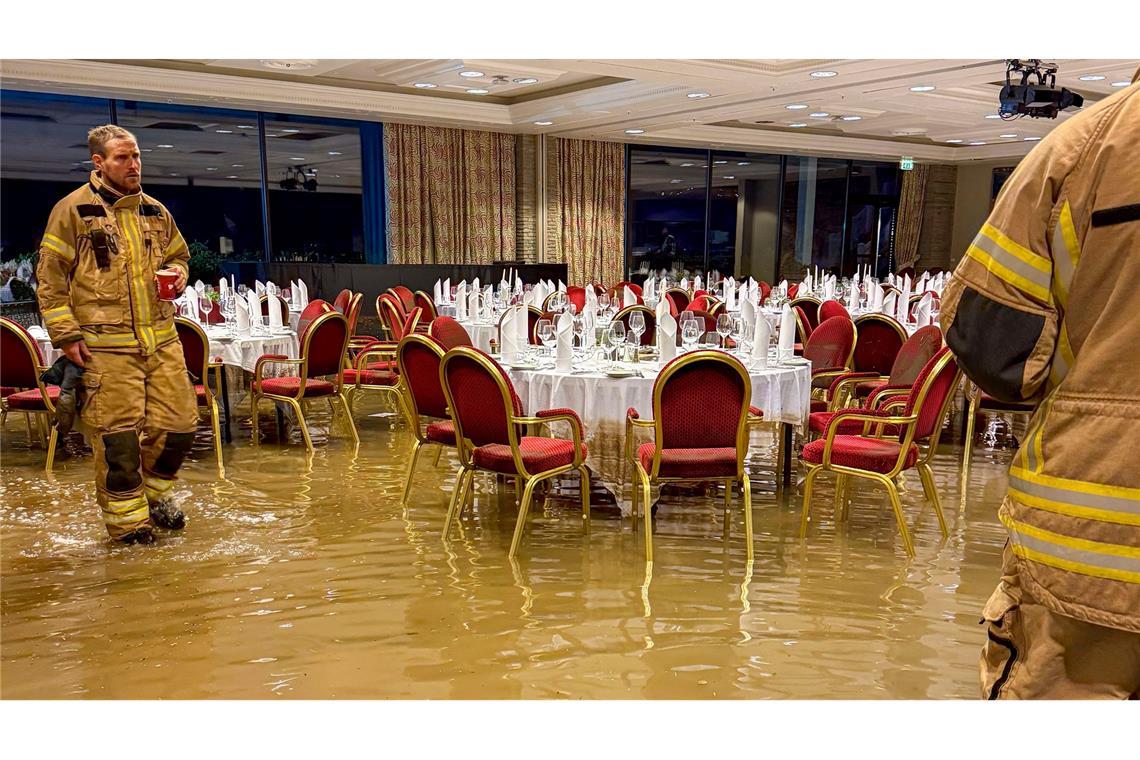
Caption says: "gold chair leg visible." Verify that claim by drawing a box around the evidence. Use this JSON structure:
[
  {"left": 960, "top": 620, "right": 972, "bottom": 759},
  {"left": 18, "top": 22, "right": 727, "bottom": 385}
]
[
  {"left": 251, "top": 394, "right": 261, "bottom": 446},
  {"left": 44, "top": 423, "right": 59, "bottom": 472},
  {"left": 443, "top": 466, "right": 470, "bottom": 535},
  {"left": 963, "top": 388, "right": 979, "bottom": 482},
  {"left": 510, "top": 477, "right": 540, "bottom": 558},
  {"left": 630, "top": 470, "right": 639, "bottom": 533},
  {"left": 209, "top": 401, "right": 224, "bottom": 474},
  {"left": 879, "top": 474, "right": 916, "bottom": 556},
  {"left": 741, "top": 474, "right": 754, "bottom": 561},
  {"left": 834, "top": 474, "right": 849, "bottom": 521},
  {"left": 1, "top": 408, "right": 7, "bottom": 429},
  {"left": 578, "top": 465, "right": 591, "bottom": 533},
  {"left": 286, "top": 398, "right": 313, "bottom": 451},
  {"left": 401, "top": 440, "right": 423, "bottom": 507},
  {"left": 338, "top": 393, "right": 359, "bottom": 445},
  {"left": 24, "top": 413, "right": 34, "bottom": 445},
  {"left": 918, "top": 463, "right": 948, "bottom": 537},
  {"left": 800, "top": 466, "right": 821, "bottom": 537},
  {"left": 639, "top": 468, "right": 653, "bottom": 562},
  {"left": 432, "top": 446, "right": 443, "bottom": 468}
]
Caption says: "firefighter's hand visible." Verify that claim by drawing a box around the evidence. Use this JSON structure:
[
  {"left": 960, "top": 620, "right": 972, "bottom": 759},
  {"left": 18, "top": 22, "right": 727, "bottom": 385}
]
[
  {"left": 61, "top": 339, "right": 93, "bottom": 368},
  {"left": 173, "top": 267, "right": 187, "bottom": 293}
]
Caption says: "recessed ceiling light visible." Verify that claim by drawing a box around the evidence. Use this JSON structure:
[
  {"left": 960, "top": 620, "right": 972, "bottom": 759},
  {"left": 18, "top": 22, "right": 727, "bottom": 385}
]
[
  {"left": 985, "top": 114, "right": 1002, "bottom": 119},
  {"left": 1111, "top": 81, "right": 1130, "bottom": 87},
  {"left": 168, "top": 172, "right": 179, "bottom": 176},
  {"left": 215, "top": 129, "right": 233, "bottom": 134},
  {"left": 1000, "top": 133, "right": 1018, "bottom": 138},
  {"left": 789, "top": 123, "right": 808, "bottom": 128},
  {"left": 157, "top": 144, "right": 174, "bottom": 148},
  {"left": 737, "top": 161, "right": 750, "bottom": 166},
  {"left": 206, "top": 167, "right": 218, "bottom": 171},
  {"left": 289, "top": 157, "right": 305, "bottom": 161},
  {"left": 227, "top": 175, "right": 238, "bottom": 179},
  {"left": 969, "top": 141, "right": 987, "bottom": 146},
  {"left": 1078, "top": 74, "right": 1105, "bottom": 81},
  {"left": 533, "top": 120, "right": 553, "bottom": 126},
  {"left": 140, "top": 148, "right": 152, "bottom": 153},
  {"left": 713, "top": 160, "right": 728, "bottom": 164},
  {"left": 413, "top": 82, "right": 437, "bottom": 89},
  {"left": 260, "top": 59, "right": 315, "bottom": 71},
  {"left": 810, "top": 71, "right": 838, "bottom": 78},
  {"left": 841, "top": 115, "right": 862, "bottom": 121},
  {"left": 237, "top": 125, "right": 255, "bottom": 129},
  {"left": 232, "top": 164, "right": 244, "bottom": 168},
  {"left": 946, "top": 139, "right": 964, "bottom": 143},
  {"left": 910, "top": 85, "right": 936, "bottom": 92},
  {"left": 280, "top": 128, "right": 301, "bottom": 133},
  {"left": 513, "top": 77, "right": 539, "bottom": 85},
  {"left": 624, "top": 129, "right": 645, "bottom": 135},
  {"left": 466, "top": 88, "right": 489, "bottom": 95},
  {"left": 723, "top": 175, "right": 735, "bottom": 179},
  {"left": 460, "top": 70, "right": 484, "bottom": 78},
  {"left": 670, "top": 179, "right": 682, "bottom": 183},
  {"left": 327, "top": 151, "right": 342, "bottom": 155},
  {"left": 680, "top": 162, "right": 694, "bottom": 167},
  {"left": 809, "top": 112, "right": 829, "bottom": 118},
  {"left": 687, "top": 92, "right": 711, "bottom": 99},
  {"left": 1024, "top": 136, "right": 1042, "bottom": 141},
  {"left": 785, "top": 104, "right": 809, "bottom": 110}
]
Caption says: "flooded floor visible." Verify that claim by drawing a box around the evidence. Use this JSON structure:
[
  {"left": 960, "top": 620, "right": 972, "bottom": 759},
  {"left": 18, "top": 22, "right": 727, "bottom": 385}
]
[{"left": 1, "top": 396, "right": 1022, "bottom": 699}]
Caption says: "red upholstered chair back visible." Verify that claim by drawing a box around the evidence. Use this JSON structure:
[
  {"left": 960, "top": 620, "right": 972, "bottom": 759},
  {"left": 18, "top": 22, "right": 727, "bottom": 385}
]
[
  {"left": 689, "top": 294, "right": 714, "bottom": 313},
  {"left": 379, "top": 294, "right": 409, "bottom": 339},
  {"left": 804, "top": 316, "right": 856, "bottom": 371},
  {"left": 390, "top": 286, "right": 415, "bottom": 312},
  {"left": 889, "top": 325, "right": 944, "bottom": 387},
  {"left": 707, "top": 299, "right": 726, "bottom": 317},
  {"left": 397, "top": 334, "right": 449, "bottom": 421},
  {"left": 818, "top": 300, "right": 849, "bottom": 323},
  {"left": 402, "top": 307, "right": 423, "bottom": 339},
  {"left": 0, "top": 317, "right": 42, "bottom": 388},
  {"left": 614, "top": 281, "right": 643, "bottom": 297},
  {"left": 333, "top": 289, "right": 352, "bottom": 314},
  {"left": 851, "top": 314, "right": 907, "bottom": 375},
  {"left": 615, "top": 305, "right": 657, "bottom": 346},
  {"left": 758, "top": 281, "right": 772, "bottom": 305},
  {"left": 790, "top": 297, "right": 822, "bottom": 331},
  {"left": 793, "top": 306, "right": 813, "bottom": 344},
  {"left": 897, "top": 266, "right": 916, "bottom": 279},
  {"left": 787, "top": 283, "right": 799, "bottom": 300},
  {"left": 902, "top": 347, "right": 960, "bottom": 442},
  {"left": 344, "top": 293, "right": 363, "bottom": 335},
  {"left": 663, "top": 293, "right": 680, "bottom": 318},
  {"left": 199, "top": 299, "right": 225, "bottom": 324},
  {"left": 428, "top": 316, "right": 473, "bottom": 349},
  {"left": 441, "top": 348, "right": 523, "bottom": 447},
  {"left": 302, "top": 311, "right": 349, "bottom": 378},
  {"left": 590, "top": 283, "right": 606, "bottom": 297},
  {"left": 692, "top": 289, "right": 710, "bottom": 300},
  {"left": 681, "top": 309, "right": 718, "bottom": 333},
  {"left": 566, "top": 286, "right": 587, "bottom": 313},
  {"left": 665, "top": 288, "right": 690, "bottom": 313},
  {"left": 655, "top": 352, "right": 749, "bottom": 450},
  {"left": 298, "top": 299, "right": 333, "bottom": 341},
  {"left": 413, "top": 290, "right": 438, "bottom": 320},
  {"left": 174, "top": 317, "right": 209, "bottom": 384},
  {"left": 259, "top": 294, "right": 290, "bottom": 324}
]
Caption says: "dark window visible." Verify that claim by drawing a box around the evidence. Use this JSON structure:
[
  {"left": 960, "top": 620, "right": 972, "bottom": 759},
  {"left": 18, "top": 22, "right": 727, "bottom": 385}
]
[
  {"left": 778, "top": 157, "right": 850, "bottom": 280},
  {"left": 627, "top": 146, "right": 708, "bottom": 279},
  {"left": 708, "top": 151, "right": 782, "bottom": 282},
  {"left": 845, "top": 160, "right": 900, "bottom": 278}
]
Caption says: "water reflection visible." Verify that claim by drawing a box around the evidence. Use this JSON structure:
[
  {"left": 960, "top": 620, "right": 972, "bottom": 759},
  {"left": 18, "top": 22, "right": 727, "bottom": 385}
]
[{"left": 1, "top": 395, "right": 1024, "bottom": 698}]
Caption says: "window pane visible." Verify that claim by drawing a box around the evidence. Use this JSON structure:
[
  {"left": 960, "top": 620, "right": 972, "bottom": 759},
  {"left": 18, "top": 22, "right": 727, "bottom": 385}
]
[
  {"left": 115, "top": 100, "right": 266, "bottom": 279},
  {"left": 265, "top": 117, "right": 363, "bottom": 263},
  {"left": 778, "top": 157, "right": 849, "bottom": 280},
  {"left": 708, "top": 151, "right": 782, "bottom": 282},
  {"left": 845, "top": 160, "right": 899, "bottom": 278},
  {"left": 627, "top": 146, "right": 707, "bottom": 278},
  {"left": 1, "top": 91, "right": 113, "bottom": 291}
]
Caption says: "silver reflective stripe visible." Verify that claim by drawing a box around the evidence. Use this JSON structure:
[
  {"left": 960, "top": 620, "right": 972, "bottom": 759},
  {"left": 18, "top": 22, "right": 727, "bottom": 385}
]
[
  {"left": 971, "top": 231, "right": 1052, "bottom": 292},
  {"left": 1009, "top": 473, "right": 1140, "bottom": 517},
  {"left": 1012, "top": 527, "right": 1140, "bottom": 575},
  {"left": 1051, "top": 222, "right": 1075, "bottom": 301}
]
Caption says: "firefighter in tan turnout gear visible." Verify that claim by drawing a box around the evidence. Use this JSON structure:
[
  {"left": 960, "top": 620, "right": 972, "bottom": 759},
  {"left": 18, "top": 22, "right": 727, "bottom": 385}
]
[
  {"left": 940, "top": 74, "right": 1140, "bottom": 698},
  {"left": 36, "top": 125, "right": 199, "bottom": 544}
]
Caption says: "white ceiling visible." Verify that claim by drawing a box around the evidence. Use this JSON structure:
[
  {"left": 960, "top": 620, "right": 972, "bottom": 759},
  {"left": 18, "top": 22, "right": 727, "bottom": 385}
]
[{"left": 2, "top": 58, "right": 1136, "bottom": 164}]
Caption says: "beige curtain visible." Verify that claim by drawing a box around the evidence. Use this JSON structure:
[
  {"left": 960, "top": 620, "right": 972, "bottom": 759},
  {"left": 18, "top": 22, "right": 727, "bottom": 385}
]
[
  {"left": 548, "top": 138, "right": 625, "bottom": 286},
  {"left": 385, "top": 123, "right": 516, "bottom": 264},
  {"left": 894, "top": 164, "right": 930, "bottom": 272}
]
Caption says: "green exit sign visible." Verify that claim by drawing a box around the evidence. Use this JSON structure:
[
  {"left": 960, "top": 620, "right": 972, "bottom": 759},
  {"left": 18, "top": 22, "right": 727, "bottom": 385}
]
[{"left": 899, "top": 157, "right": 915, "bottom": 171}]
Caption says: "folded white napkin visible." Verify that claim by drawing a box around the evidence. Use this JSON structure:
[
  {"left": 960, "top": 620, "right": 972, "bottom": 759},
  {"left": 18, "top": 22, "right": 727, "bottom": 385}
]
[
  {"left": 803, "top": 273, "right": 812, "bottom": 294},
  {"left": 680, "top": 277, "right": 689, "bottom": 291},
  {"left": 872, "top": 282, "right": 884, "bottom": 311},
  {"left": 28, "top": 324, "right": 48, "bottom": 340},
  {"left": 267, "top": 280, "right": 278, "bottom": 296},
  {"left": 749, "top": 281, "right": 759, "bottom": 305},
  {"left": 824, "top": 278, "right": 835, "bottom": 301},
  {"left": 500, "top": 306, "right": 522, "bottom": 363},
  {"left": 185, "top": 287, "right": 201, "bottom": 323},
  {"left": 724, "top": 279, "right": 736, "bottom": 311},
  {"left": 741, "top": 297, "right": 757, "bottom": 331},
  {"left": 847, "top": 281, "right": 860, "bottom": 311},
  {"left": 887, "top": 273, "right": 896, "bottom": 287},
  {"left": 194, "top": 279, "right": 206, "bottom": 295},
  {"left": 753, "top": 310, "right": 771, "bottom": 369},
  {"left": 254, "top": 280, "right": 265, "bottom": 296},
  {"left": 468, "top": 289, "right": 481, "bottom": 323},
  {"left": 694, "top": 275, "right": 703, "bottom": 292},
  {"left": 585, "top": 285, "right": 598, "bottom": 316},
  {"left": 778, "top": 279, "right": 788, "bottom": 296},
  {"left": 883, "top": 291, "right": 898, "bottom": 317},
  {"left": 777, "top": 304, "right": 796, "bottom": 361},
  {"left": 915, "top": 292, "right": 933, "bottom": 327},
  {"left": 455, "top": 282, "right": 468, "bottom": 320},
  {"left": 514, "top": 277, "right": 523, "bottom": 297},
  {"left": 235, "top": 296, "right": 250, "bottom": 333},
  {"left": 246, "top": 289, "right": 262, "bottom": 329},
  {"left": 443, "top": 278, "right": 451, "bottom": 302},
  {"left": 657, "top": 298, "right": 677, "bottom": 362},
  {"left": 483, "top": 285, "right": 494, "bottom": 319},
  {"left": 623, "top": 286, "right": 636, "bottom": 307},
  {"left": 896, "top": 277, "right": 911, "bottom": 324},
  {"left": 853, "top": 270, "right": 861, "bottom": 287},
  {"left": 433, "top": 279, "right": 442, "bottom": 305},
  {"left": 555, "top": 312, "right": 573, "bottom": 371},
  {"left": 557, "top": 279, "right": 566, "bottom": 293},
  {"left": 472, "top": 278, "right": 480, "bottom": 293},
  {"left": 268, "top": 295, "right": 283, "bottom": 329},
  {"left": 297, "top": 280, "right": 309, "bottom": 310}
]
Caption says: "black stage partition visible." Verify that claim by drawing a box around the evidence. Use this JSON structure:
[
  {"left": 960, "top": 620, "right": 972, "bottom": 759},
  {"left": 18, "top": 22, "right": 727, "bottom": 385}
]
[{"left": 220, "top": 262, "right": 569, "bottom": 304}]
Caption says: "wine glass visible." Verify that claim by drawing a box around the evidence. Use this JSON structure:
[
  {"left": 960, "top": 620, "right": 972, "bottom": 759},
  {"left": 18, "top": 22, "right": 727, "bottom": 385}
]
[
  {"left": 572, "top": 313, "right": 585, "bottom": 349},
  {"left": 730, "top": 316, "right": 744, "bottom": 356},
  {"left": 608, "top": 321, "right": 626, "bottom": 363},
  {"left": 220, "top": 292, "right": 236, "bottom": 334},
  {"left": 537, "top": 319, "right": 554, "bottom": 359},
  {"left": 628, "top": 311, "right": 646, "bottom": 348},
  {"left": 716, "top": 313, "right": 733, "bottom": 349},
  {"left": 681, "top": 321, "right": 701, "bottom": 352}
]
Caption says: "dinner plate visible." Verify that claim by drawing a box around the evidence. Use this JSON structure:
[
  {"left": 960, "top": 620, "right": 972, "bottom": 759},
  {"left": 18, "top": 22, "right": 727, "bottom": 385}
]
[
  {"left": 605, "top": 369, "right": 638, "bottom": 378},
  {"left": 781, "top": 357, "right": 810, "bottom": 366}
]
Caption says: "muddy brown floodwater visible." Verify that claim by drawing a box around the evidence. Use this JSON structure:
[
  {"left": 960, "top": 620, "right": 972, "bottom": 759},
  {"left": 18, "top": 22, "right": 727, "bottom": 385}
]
[{"left": 1, "top": 395, "right": 1022, "bottom": 699}]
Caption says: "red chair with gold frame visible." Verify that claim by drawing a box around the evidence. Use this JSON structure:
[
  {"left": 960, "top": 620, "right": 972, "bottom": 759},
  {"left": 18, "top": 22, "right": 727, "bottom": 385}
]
[
  {"left": 804, "top": 316, "right": 857, "bottom": 407},
  {"left": 626, "top": 351, "right": 753, "bottom": 562},
  {"left": 689, "top": 294, "right": 715, "bottom": 313},
  {"left": 396, "top": 334, "right": 458, "bottom": 507},
  {"left": 174, "top": 317, "right": 225, "bottom": 471},
  {"left": 259, "top": 293, "right": 290, "bottom": 326},
  {"left": 820, "top": 314, "right": 908, "bottom": 411},
  {"left": 758, "top": 280, "right": 772, "bottom": 306},
  {"left": 818, "top": 300, "right": 850, "bottom": 323},
  {"left": 787, "top": 283, "right": 800, "bottom": 300},
  {"left": 792, "top": 305, "right": 813, "bottom": 350},
  {"left": 790, "top": 296, "right": 822, "bottom": 332},
  {"left": 565, "top": 286, "right": 587, "bottom": 314},
  {"left": 828, "top": 324, "right": 942, "bottom": 413},
  {"left": 608, "top": 281, "right": 643, "bottom": 302},
  {"left": 664, "top": 287, "right": 690, "bottom": 313},
  {"left": 389, "top": 285, "right": 416, "bottom": 313},
  {"left": 428, "top": 316, "right": 473, "bottom": 350},
  {"left": 0, "top": 316, "right": 59, "bottom": 470},
  {"left": 413, "top": 290, "right": 438, "bottom": 321},
  {"left": 961, "top": 381, "right": 1035, "bottom": 480},
  {"left": 440, "top": 347, "right": 590, "bottom": 556},
  {"left": 342, "top": 292, "right": 375, "bottom": 356},
  {"left": 345, "top": 308, "right": 422, "bottom": 418},
  {"left": 799, "top": 347, "right": 962, "bottom": 556},
  {"left": 297, "top": 299, "right": 333, "bottom": 341},
  {"left": 332, "top": 289, "right": 352, "bottom": 314},
  {"left": 614, "top": 304, "right": 657, "bottom": 346},
  {"left": 251, "top": 310, "right": 358, "bottom": 451}
]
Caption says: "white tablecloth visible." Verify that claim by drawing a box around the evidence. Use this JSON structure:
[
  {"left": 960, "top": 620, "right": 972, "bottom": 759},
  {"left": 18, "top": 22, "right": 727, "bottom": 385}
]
[
  {"left": 206, "top": 328, "right": 299, "bottom": 373},
  {"left": 504, "top": 356, "right": 811, "bottom": 513},
  {"left": 457, "top": 319, "right": 498, "bottom": 352}
]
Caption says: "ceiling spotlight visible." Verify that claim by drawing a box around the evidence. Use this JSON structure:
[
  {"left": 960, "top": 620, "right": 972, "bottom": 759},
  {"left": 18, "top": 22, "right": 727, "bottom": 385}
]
[
  {"left": 723, "top": 175, "right": 735, "bottom": 179},
  {"left": 280, "top": 128, "right": 301, "bottom": 134},
  {"left": 789, "top": 123, "right": 808, "bottom": 128},
  {"left": 534, "top": 120, "right": 554, "bottom": 126},
  {"left": 460, "top": 70, "right": 484, "bottom": 78},
  {"left": 206, "top": 167, "right": 218, "bottom": 171},
  {"left": 232, "top": 164, "right": 244, "bottom": 168},
  {"left": 513, "top": 77, "right": 539, "bottom": 84},
  {"left": 1000, "top": 133, "right": 1018, "bottom": 138},
  {"left": 809, "top": 112, "right": 829, "bottom": 118},
  {"left": 227, "top": 175, "right": 238, "bottom": 179},
  {"left": 687, "top": 92, "right": 711, "bottom": 99},
  {"left": 946, "top": 139, "right": 964, "bottom": 143},
  {"left": 1024, "top": 136, "right": 1042, "bottom": 141},
  {"left": 969, "top": 141, "right": 987, "bottom": 146},
  {"left": 910, "top": 85, "right": 937, "bottom": 92},
  {"left": 290, "top": 157, "right": 305, "bottom": 161},
  {"left": 1112, "top": 81, "right": 1131, "bottom": 87},
  {"left": 985, "top": 114, "right": 1002, "bottom": 119},
  {"left": 140, "top": 149, "right": 152, "bottom": 152},
  {"left": 841, "top": 115, "right": 862, "bottom": 121},
  {"left": 624, "top": 128, "right": 645, "bottom": 134},
  {"left": 237, "top": 125, "right": 255, "bottom": 129},
  {"left": 737, "top": 161, "right": 750, "bottom": 166},
  {"left": 466, "top": 88, "right": 489, "bottom": 95},
  {"left": 785, "top": 104, "right": 809, "bottom": 110},
  {"left": 327, "top": 151, "right": 342, "bottom": 155},
  {"left": 215, "top": 129, "right": 232, "bottom": 134},
  {"left": 670, "top": 179, "right": 683, "bottom": 183},
  {"left": 413, "top": 82, "right": 437, "bottom": 89},
  {"left": 810, "top": 71, "right": 838, "bottom": 78},
  {"left": 1078, "top": 74, "right": 1105, "bottom": 81},
  {"left": 157, "top": 144, "right": 174, "bottom": 148},
  {"left": 680, "top": 162, "right": 694, "bottom": 167},
  {"left": 713, "top": 160, "right": 728, "bottom": 164}
]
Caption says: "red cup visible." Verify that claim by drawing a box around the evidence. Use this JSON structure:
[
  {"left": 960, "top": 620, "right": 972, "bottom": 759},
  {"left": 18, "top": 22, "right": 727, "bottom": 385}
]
[{"left": 156, "top": 269, "right": 180, "bottom": 301}]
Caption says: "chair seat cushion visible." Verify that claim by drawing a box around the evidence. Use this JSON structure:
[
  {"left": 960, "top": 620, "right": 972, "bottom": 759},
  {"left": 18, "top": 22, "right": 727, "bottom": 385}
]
[
  {"left": 637, "top": 442, "right": 738, "bottom": 479},
  {"left": 801, "top": 436, "right": 918, "bottom": 474},
  {"left": 810, "top": 400, "right": 828, "bottom": 413},
  {"left": 193, "top": 384, "right": 210, "bottom": 405},
  {"left": 808, "top": 411, "right": 900, "bottom": 437},
  {"left": 472, "top": 436, "right": 586, "bottom": 474},
  {"left": 425, "top": 419, "right": 456, "bottom": 445},
  {"left": 748, "top": 405, "right": 763, "bottom": 418},
  {"left": 1, "top": 386, "right": 20, "bottom": 398},
  {"left": 254, "top": 377, "right": 336, "bottom": 397},
  {"left": 366, "top": 360, "right": 398, "bottom": 372},
  {"left": 6, "top": 385, "right": 59, "bottom": 411},
  {"left": 344, "top": 368, "right": 398, "bottom": 387}
]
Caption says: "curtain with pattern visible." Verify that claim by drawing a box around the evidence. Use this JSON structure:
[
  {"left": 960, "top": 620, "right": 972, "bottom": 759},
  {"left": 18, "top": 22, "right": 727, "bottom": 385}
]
[
  {"left": 384, "top": 123, "right": 516, "bottom": 264},
  {"left": 548, "top": 138, "right": 625, "bottom": 286},
  {"left": 894, "top": 163, "right": 929, "bottom": 272}
]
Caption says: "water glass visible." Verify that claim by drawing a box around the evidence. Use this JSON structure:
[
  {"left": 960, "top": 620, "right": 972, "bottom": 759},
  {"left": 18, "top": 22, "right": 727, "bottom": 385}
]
[
  {"left": 681, "top": 322, "right": 700, "bottom": 352},
  {"left": 716, "top": 313, "right": 733, "bottom": 349},
  {"left": 628, "top": 311, "right": 646, "bottom": 346},
  {"left": 608, "top": 322, "right": 626, "bottom": 363},
  {"left": 537, "top": 319, "right": 554, "bottom": 358}
]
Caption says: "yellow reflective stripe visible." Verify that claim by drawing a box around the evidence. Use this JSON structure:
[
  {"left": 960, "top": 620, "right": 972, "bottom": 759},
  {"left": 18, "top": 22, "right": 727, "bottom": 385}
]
[
  {"left": 1050, "top": 202, "right": 1081, "bottom": 310},
  {"left": 43, "top": 305, "right": 74, "bottom": 325},
  {"left": 1049, "top": 325, "right": 1075, "bottom": 388},
  {"left": 143, "top": 477, "right": 175, "bottom": 503},
  {"left": 102, "top": 496, "right": 150, "bottom": 526},
  {"left": 981, "top": 224, "right": 1051, "bottom": 273},
  {"left": 154, "top": 324, "right": 176, "bottom": 343},
  {"left": 82, "top": 331, "right": 139, "bottom": 348},
  {"left": 1002, "top": 512, "right": 1140, "bottom": 583},
  {"left": 966, "top": 225, "right": 1053, "bottom": 303},
  {"left": 1008, "top": 465, "right": 1140, "bottom": 526},
  {"left": 41, "top": 233, "right": 75, "bottom": 260},
  {"left": 166, "top": 232, "right": 187, "bottom": 258},
  {"left": 119, "top": 210, "right": 156, "bottom": 354}
]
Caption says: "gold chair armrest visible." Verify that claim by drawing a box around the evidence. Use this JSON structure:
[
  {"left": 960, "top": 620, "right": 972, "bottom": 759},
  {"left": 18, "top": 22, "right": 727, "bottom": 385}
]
[{"left": 253, "top": 354, "right": 302, "bottom": 384}]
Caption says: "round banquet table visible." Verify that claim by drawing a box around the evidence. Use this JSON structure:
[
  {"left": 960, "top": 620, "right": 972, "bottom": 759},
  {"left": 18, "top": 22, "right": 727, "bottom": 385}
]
[
  {"left": 456, "top": 319, "right": 498, "bottom": 352},
  {"left": 503, "top": 354, "right": 811, "bottom": 514}
]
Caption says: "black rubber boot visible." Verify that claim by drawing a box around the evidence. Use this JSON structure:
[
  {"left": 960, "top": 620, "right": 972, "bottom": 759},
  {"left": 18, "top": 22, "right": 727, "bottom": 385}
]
[
  {"left": 149, "top": 496, "right": 186, "bottom": 530},
  {"left": 119, "top": 526, "right": 156, "bottom": 545}
]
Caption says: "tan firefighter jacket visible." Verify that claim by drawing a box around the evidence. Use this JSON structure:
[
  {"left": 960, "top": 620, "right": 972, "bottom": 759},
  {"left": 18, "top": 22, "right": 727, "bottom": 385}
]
[
  {"left": 36, "top": 171, "right": 189, "bottom": 355},
  {"left": 941, "top": 81, "right": 1140, "bottom": 633}
]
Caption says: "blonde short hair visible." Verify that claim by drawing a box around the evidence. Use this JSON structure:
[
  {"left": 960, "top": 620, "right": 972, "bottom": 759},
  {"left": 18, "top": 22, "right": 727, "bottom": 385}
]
[{"left": 87, "top": 124, "right": 138, "bottom": 157}]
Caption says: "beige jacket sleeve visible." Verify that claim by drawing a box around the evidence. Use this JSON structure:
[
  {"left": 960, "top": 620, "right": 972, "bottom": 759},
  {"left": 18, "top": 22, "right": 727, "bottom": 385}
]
[{"left": 35, "top": 199, "right": 83, "bottom": 348}]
